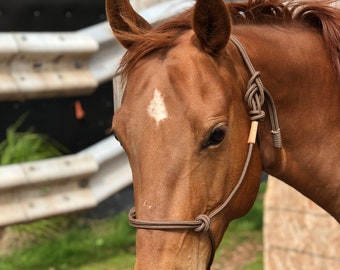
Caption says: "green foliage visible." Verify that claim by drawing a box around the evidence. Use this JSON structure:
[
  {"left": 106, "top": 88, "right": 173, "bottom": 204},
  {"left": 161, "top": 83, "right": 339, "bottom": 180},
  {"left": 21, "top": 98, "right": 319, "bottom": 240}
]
[
  {"left": 241, "top": 253, "right": 263, "bottom": 270},
  {"left": 8, "top": 216, "right": 76, "bottom": 241},
  {"left": 0, "top": 113, "right": 68, "bottom": 165},
  {"left": 0, "top": 213, "right": 136, "bottom": 270}
]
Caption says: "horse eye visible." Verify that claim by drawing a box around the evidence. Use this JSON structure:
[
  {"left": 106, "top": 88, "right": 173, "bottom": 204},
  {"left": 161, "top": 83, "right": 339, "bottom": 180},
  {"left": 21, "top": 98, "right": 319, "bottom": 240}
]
[{"left": 203, "top": 125, "right": 227, "bottom": 148}]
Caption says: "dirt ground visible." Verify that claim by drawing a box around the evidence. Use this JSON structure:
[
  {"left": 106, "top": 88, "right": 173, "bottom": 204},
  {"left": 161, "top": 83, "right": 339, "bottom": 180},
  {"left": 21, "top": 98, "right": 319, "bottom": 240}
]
[{"left": 212, "top": 240, "right": 262, "bottom": 270}]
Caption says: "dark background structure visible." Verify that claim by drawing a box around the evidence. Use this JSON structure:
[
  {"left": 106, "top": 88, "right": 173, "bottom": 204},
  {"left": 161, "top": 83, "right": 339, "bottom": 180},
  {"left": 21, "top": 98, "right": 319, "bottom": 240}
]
[{"left": 0, "top": 0, "right": 113, "bottom": 153}]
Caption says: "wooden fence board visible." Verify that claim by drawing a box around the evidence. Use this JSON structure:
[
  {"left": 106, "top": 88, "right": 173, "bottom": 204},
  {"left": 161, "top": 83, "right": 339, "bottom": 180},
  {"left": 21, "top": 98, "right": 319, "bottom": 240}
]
[{"left": 264, "top": 176, "right": 340, "bottom": 269}]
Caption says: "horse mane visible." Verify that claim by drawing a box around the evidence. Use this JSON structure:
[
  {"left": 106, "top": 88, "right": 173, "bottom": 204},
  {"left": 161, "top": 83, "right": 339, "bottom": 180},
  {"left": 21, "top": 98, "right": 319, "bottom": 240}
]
[{"left": 117, "top": 0, "right": 340, "bottom": 80}]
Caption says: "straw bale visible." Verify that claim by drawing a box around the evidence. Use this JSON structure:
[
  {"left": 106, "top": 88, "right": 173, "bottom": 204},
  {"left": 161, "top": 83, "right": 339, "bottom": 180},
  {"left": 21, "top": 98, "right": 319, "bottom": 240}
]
[{"left": 264, "top": 176, "right": 340, "bottom": 270}]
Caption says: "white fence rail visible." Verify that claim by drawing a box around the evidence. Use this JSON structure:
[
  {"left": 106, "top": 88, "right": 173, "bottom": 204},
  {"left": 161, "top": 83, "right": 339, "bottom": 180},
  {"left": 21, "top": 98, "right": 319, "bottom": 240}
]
[
  {"left": 0, "top": 33, "right": 98, "bottom": 100},
  {"left": 0, "top": 137, "right": 130, "bottom": 227},
  {"left": 0, "top": 0, "right": 194, "bottom": 226},
  {"left": 0, "top": 0, "right": 194, "bottom": 100}
]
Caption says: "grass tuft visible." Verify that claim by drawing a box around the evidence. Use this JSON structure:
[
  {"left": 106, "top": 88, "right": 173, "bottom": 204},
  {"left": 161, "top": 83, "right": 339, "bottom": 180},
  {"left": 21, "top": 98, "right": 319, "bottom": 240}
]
[{"left": 0, "top": 113, "right": 68, "bottom": 165}]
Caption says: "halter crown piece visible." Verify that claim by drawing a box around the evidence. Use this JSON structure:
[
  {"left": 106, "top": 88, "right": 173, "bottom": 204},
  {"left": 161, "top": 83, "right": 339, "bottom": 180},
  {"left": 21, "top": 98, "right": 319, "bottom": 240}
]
[{"left": 128, "top": 36, "right": 282, "bottom": 270}]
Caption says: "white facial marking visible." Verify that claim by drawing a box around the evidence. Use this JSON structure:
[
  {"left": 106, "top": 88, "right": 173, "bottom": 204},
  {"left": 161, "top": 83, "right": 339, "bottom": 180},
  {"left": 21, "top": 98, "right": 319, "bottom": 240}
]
[{"left": 147, "top": 89, "right": 168, "bottom": 124}]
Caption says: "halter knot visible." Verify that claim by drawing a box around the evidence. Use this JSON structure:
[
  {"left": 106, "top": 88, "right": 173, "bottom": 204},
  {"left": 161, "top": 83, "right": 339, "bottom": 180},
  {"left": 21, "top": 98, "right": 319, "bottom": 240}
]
[
  {"left": 194, "top": 215, "right": 211, "bottom": 232},
  {"left": 244, "top": 71, "right": 266, "bottom": 122}
]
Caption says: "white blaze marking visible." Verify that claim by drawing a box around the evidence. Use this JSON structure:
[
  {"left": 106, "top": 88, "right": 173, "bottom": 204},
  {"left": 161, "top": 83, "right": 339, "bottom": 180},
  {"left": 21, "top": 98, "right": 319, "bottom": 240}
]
[{"left": 147, "top": 89, "right": 168, "bottom": 124}]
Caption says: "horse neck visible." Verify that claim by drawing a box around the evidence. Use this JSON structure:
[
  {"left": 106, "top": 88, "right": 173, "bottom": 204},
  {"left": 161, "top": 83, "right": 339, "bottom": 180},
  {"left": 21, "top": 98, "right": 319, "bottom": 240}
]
[{"left": 233, "top": 25, "right": 340, "bottom": 221}]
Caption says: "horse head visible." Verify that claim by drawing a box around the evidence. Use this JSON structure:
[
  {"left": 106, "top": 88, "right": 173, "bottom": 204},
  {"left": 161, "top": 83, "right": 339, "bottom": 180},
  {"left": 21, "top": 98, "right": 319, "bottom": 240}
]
[{"left": 107, "top": 0, "right": 262, "bottom": 268}]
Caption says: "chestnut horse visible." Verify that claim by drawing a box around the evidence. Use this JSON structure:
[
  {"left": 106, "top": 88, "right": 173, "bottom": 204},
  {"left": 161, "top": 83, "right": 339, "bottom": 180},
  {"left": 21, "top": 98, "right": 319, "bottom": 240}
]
[{"left": 106, "top": 0, "right": 340, "bottom": 269}]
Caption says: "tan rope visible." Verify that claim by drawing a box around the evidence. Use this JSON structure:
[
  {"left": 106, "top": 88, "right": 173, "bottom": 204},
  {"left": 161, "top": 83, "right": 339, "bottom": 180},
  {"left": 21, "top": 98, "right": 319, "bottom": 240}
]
[{"left": 230, "top": 36, "right": 282, "bottom": 148}]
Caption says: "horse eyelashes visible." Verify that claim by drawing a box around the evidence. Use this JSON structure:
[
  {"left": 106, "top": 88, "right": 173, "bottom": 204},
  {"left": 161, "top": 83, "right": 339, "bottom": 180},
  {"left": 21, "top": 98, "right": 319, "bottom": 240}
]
[{"left": 202, "top": 125, "right": 227, "bottom": 149}]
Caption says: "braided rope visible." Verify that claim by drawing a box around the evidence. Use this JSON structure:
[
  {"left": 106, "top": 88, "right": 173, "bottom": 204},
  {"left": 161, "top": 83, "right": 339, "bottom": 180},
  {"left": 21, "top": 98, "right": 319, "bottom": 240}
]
[{"left": 230, "top": 36, "right": 282, "bottom": 148}]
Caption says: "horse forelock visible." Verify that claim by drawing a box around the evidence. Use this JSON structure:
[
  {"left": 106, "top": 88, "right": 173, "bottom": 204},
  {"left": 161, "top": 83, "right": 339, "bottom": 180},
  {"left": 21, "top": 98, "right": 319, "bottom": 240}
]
[
  {"left": 118, "top": 0, "right": 340, "bottom": 81},
  {"left": 117, "top": 10, "right": 192, "bottom": 80}
]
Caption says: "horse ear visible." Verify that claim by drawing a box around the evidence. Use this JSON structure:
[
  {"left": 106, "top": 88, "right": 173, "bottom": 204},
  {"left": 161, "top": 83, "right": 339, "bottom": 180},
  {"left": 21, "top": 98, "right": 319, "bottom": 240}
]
[
  {"left": 193, "top": 0, "right": 231, "bottom": 55},
  {"left": 106, "top": 0, "right": 152, "bottom": 48}
]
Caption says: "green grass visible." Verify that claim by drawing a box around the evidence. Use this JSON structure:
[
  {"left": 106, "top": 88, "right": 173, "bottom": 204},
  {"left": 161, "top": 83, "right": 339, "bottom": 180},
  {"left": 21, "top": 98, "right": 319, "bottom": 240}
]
[
  {"left": 75, "top": 253, "right": 136, "bottom": 270},
  {"left": 0, "top": 113, "right": 68, "bottom": 165},
  {"left": 0, "top": 213, "right": 136, "bottom": 270},
  {"left": 0, "top": 184, "right": 265, "bottom": 270},
  {"left": 241, "top": 254, "right": 263, "bottom": 270}
]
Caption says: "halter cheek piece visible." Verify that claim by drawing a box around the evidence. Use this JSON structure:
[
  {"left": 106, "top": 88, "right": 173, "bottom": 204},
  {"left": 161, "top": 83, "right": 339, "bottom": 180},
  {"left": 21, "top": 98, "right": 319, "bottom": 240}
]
[{"left": 128, "top": 36, "right": 282, "bottom": 269}]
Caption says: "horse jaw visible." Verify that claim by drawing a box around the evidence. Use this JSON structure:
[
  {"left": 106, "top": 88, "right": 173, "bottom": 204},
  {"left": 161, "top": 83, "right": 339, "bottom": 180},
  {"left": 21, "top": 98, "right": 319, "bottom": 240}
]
[{"left": 134, "top": 230, "right": 211, "bottom": 270}]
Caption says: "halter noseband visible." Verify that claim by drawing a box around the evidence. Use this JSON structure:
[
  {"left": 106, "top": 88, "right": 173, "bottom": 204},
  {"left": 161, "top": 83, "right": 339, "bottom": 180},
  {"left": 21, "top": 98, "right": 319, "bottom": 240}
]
[{"left": 128, "top": 36, "right": 282, "bottom": 269}]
